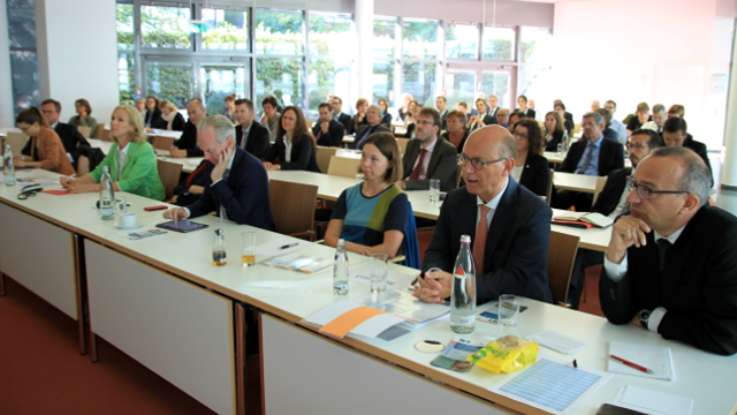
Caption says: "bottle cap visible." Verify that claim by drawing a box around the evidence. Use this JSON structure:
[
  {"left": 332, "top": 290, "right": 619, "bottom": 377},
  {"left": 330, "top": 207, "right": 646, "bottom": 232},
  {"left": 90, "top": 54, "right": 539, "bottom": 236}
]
[{"left": 460, "top": 234, "right": 471, "bottom": 243}]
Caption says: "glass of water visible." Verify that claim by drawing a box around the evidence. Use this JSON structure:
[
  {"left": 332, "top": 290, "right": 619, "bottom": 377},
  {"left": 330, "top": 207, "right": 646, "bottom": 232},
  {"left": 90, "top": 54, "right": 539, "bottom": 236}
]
[
  {"left": 429, "top": 179, "right": 441, "bottom": 206},
  {"left": 498, "top": 294, "right": 520, "bottom": 326},
  {"left": 369, "top": 253, "right": 388, "bottom": 303}
]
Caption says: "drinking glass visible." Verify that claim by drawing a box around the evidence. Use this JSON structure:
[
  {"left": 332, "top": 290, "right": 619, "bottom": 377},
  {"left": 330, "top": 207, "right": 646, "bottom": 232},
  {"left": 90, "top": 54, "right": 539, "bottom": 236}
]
[
  {"left": 241, "top": 230, "right": 256, "bottom": 267},
  {"left": 429, "top": 179, "right": 441, "bottom": 206},
  {"left": 498, "top": 294, "right": 520, "bottom": 326},
  {"left": 369, "top": 253, "right": 389, "bottom": 303}
]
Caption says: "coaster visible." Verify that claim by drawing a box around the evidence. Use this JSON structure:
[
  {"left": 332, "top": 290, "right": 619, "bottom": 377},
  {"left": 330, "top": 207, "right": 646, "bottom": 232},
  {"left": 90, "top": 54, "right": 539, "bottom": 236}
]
[{"left": 415, "top": 339, "right": 444, "bottom": 353}]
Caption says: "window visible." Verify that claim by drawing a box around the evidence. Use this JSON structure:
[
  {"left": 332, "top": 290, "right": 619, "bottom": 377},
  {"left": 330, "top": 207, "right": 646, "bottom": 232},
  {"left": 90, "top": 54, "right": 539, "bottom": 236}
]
[
  {"left": 201, "top": 65, "right": 247, "bottom": 114},
  {"left": 144, "top": 61, "right": 194, "bottom": 109},
  {"left": 372, "top": 16, "right": 397, "bottom": 104},
  {"left": 401, "top": 18, "right": 439, "bottom": 105},
  {"left": 306, "top": 12, "right": 355, "bottom": 115},
  {"left": 201, "top": 8, "right": 249, "bottom": 51},
  {"left": 445, "top": 70, "right": 476, "bottom": 108},
  {"left": 446, "top": 24, "right": 479, "bottom": 60},
  {"left": 481, "top": 71, "right": 511, "bottom": 108},
  {"left": 517, "top": 27, "right": 554, "bottom": 114},
  {"left": 255, "top": 57, "right": 303, "bottom": 109},
  {"left": 116, "top": 3, "right": 136, "bottom": 103},
  {"left": 141, "top": 5, "right": 192, "bottom": 49},
  {"left": 7, "top": 0, "right": 39, "bottom": 116},
  {"left": 254, "top": 9, "right": 304, "bottom": 55},
  {"left": 482, "top": 27, "right": 515, "bottom": 61}
]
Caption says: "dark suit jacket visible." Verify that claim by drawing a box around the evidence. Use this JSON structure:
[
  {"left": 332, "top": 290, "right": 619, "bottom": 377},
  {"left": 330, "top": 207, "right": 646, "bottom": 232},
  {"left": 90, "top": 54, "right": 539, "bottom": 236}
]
[
  {"left": 381, "top": 112, "right": 392, "bottom": 126},
  {"left": 354, "top": 124, "right": 390, "bottom": 149},
  {"left": 563, "top": 112, "right": 574, "bottom": 135},
  {"left": 525, "top": 109, "right": 536, "bottom": 119},
  {"left": 591, "top": 167, "right": 631, "bottom": 216},
  {"left": 236, "top": 121, "right": 270, "bottom": 160},
  {"left": 144, "top": 108, "right": 166, "bottom": 129},
  {"left": 312, "top": 120, "right": 345, "bottom": 147},
  {"left": 440, "top": 129, "right": 470, "bottom": 151},
  {"left": 170, "top": 112, "right": 185, "bottom": 131},
  {"left": 266, "top": 134, "right": 319, "bottom": 172},
  {"left": 22, "top": 122, "right": 88, "bottom": 163},
  {"left": 519, "top": 154, "right": 550, "bottom": 197},
  {"left": 350, "top": 114, "right": 368, "bottom": 135},
  {"left": 175, "top": 120, "right": 204, "bottom": 157},
  {"left": 544, "top": 130, "right": 565, "bottom": 152},
  {"left": 683, "top": 135, "right": 713, "bottom": 185},
  {"left": 402, "top": 137, "right": 458, "bottom": 191},
  {"left": 187, "top": 149, "right": 275, "bottom": 229},
  {"left": 335, "top": 112, "right": 353, "bottom": 135},
  {"left": 423, "top": 179, "right": 553, "bottom": 304},
  {"left": 561, "top": 136, "right": 624, "bottom": 176},
  {"left": 600, "top": 206, "right": 737, "bottom": 355}
]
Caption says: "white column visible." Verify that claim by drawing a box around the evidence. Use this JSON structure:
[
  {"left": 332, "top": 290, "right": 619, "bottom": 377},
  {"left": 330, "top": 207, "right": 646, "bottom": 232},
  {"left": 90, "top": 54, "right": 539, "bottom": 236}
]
[
  {"left": 355, "top": 0, "right": 374, "bottom": 101},
  {"left": 0, "top": 0, "right": 14, "bottom": 126},
  {"left": 722, "top": 17, "right": 737, "bottom": 189},
  {"left": 35, "top": 0, "right": 119, "bottom": 123}
]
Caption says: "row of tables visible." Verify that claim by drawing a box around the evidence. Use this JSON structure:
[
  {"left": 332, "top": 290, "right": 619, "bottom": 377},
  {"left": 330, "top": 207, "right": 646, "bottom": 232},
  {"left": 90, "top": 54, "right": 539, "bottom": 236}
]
[{"left": 0, "top": 168, "right": 735, "bottom": 414}]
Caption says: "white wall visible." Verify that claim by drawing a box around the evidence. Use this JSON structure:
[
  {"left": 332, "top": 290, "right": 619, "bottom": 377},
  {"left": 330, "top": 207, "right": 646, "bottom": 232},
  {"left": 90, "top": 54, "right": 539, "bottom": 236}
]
[
  {"left": 551, "top": 0, "right": 735, "bottom": 150},
  {"left": 375, "top": 0, "right": 554, "bottom": 27},
  {"left": 0, "top": 0, "right": 14, "bottom": 126},
  {"left": 35, "top": 0, "right": 118, "bottom": 124}
]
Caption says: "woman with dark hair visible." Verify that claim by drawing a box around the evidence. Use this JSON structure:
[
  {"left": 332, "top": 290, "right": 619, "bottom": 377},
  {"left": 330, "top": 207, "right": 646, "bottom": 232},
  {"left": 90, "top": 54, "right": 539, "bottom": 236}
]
[
  {"left": 325, "top": 132, "right": 416, "bottom": 261},
  {"left": 512, "top": 119, "right": 550, "bottom": 197},
  {"left": 543, "top": 110, "right": 567, "bottom": 151},
  {"left": 143, "top": 95, "right": 165, "bottom": 129},
  {"left": 14, "top": 107, "right": 74, "bottom": 175},
  {"left": 350, "top": 98, "right": 369, "bottom": 134},
  {"left": 396, "top": 100, "right": 419, "bottom": 138},
  {"left": 68, "top": 98, "right": 98, "bottom": 137},
  {"left": 263, "top": 106, "right": 319, "bottom": 171},
  {"left": 440, "top": 110, "right": 469, "bottom": 150},
  {"left": 377, "top": 98, "right": 392, "bottom": 126}
]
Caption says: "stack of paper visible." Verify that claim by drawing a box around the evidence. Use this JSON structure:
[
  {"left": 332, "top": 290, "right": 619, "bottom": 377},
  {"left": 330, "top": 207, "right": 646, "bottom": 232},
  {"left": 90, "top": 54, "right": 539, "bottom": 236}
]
[
  {"left": 304, "top": 301, "right": 406, "bottom": 340},
  {"left": 608, "top": 341, "right": 675, "bottom": 381},
  {"left": 609, "top": 385, "right": 693, "bottom": 415},
  {"left": 528, "top": 331, "right": 585, "bottom": 355}
]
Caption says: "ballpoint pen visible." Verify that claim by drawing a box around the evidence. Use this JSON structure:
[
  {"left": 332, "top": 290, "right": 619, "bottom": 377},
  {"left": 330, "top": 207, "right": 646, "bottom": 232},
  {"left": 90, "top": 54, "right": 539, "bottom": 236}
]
[
  {"left": 609, "top": 354, "right": 653, "bottom": 374},
  {"left": 279, "top": 242, "right": 299, "bottom": 250}
]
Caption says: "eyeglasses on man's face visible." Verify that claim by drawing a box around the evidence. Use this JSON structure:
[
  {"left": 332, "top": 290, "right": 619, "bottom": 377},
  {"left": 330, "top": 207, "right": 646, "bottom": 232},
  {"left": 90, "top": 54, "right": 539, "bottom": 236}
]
[
  {"left": 457, "top": 153, "right": 507, "bottom": 170},
  {"left": 631, "top": 180, "right": 688, "bottom": 200}
]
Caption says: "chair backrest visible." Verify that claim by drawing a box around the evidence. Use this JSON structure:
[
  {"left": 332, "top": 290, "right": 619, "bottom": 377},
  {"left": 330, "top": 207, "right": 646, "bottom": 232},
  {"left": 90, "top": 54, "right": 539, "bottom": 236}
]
[
  {"left": 327, "top": 155, "right": 361, "bottom": 178},
  {"left": 269, "top": 179, "right": 317, "bottom": 236},
  {"left": 545, "top": 168, "right": 555, "bottom": 206},
  {"left": 151, "top": 135, "right": 175, "bottom": 151},
  {"left": 592, "top": 176, "right": 608, "bottom": 205},
  {"left": 315, "top": 146, "right": 337, "bottom": 173},
  {"left": 5, "top": 132, "right": 29, "bottom": 155},
  {"left": 157, "top": 159, "right": 183, "bottom": 200},
  {"left": 94, "top": 124, "right": 106, "bottom": 139},
  {"left": 77, "top": 125, "right": 92, "bottom": 138},
  {"left": 547, "top": 231, "right": 580, "bottom": 306},
  {"left": 395, "top": 137, "right": 409, "bottom": 155}
]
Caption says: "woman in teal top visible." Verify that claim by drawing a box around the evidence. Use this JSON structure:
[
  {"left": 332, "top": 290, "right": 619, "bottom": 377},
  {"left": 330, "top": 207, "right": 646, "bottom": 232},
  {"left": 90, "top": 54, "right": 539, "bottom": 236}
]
[
  {"left": 61, "top": 105, "right": 165, "bottom": 201},
  {"left": 325, "top": 132, "right": 409, "bottom": 258}
]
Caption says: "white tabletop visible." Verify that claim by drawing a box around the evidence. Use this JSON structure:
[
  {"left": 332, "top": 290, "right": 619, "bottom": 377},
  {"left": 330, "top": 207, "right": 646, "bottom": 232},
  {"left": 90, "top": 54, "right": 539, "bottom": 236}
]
[
  {"left": 551, "top": 209, "right": 611, "bottom": 252},
  {"left": 88, "top": 138, "right": 202, "bottom": 174},
  {"left": 1, "top": 168, "right": 735, "bottom": 415},
  {"left": 544, "top": 151, "right": 566, "bottom": 164},
  {"left": 144, "top": 129, "right": 182, "bottom": 139},
  {"left": 342, "top": 135, "right": 355, "bottom": 143},
  {"left": 335, "top": 149, "right": 362, "bottom": 159},
  {"left": 554, "top": 172, "right": 601, "bottom": 194}
]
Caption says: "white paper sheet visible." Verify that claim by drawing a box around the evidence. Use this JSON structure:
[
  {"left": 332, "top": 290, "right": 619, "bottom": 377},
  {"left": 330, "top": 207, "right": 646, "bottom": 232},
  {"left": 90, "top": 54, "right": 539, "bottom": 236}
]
[{"left": 612, "top": 385, "right": 693, "bottom": 415}]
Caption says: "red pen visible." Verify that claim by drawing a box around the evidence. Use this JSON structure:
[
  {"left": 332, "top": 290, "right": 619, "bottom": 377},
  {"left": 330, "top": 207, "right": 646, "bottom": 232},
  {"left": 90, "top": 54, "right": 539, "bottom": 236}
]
[{"left": 609, "top": 354, "right": 653, "bottom": 374}]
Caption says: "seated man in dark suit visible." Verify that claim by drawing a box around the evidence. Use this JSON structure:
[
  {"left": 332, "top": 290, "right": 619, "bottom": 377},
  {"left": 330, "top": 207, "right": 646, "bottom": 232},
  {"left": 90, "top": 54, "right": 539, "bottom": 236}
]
[
  {"left": 234, "top": 98, "right": 270, "bottom": 160},
  {"left": 555, "top": 111, "right": 625, "bottom": 210},
  {"left": 401, "top": 107, "right": 458, "bottom": 191},
  {"left": 353, "top": 105, "right": 390, "bottom": 149},
  {"left": 169, "top": 98, "right": 206, "bottom": 158},
  {"left": 312, "top": 102, "right": 345, "bottom": 147},
  {"left": 25, "top": 98, "right": 89, "bottom": 165},
  {"left": 662, "top": 117, "right": 713, "bottom": 186},
  {"left": 329, "top": 95, "right": 353, "bottom": 134},
  {"left": 601, "top": 146, "right": 737, "bottom": 355},
  {"left": 567, "top": 129, "right": 663, "bottom": 308},
  {"left": 163, "top": 115, "right": 274, "bottom": 229},
  {"left": 414, "top": 125, "right": 552, "bottom": 305}
]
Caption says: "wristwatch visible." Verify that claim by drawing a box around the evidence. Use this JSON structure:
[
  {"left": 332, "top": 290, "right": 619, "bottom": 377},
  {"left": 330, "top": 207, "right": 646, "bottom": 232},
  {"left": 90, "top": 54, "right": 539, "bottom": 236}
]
[{"left": 639, "top": 309, "right": 651, "bottom": 329}]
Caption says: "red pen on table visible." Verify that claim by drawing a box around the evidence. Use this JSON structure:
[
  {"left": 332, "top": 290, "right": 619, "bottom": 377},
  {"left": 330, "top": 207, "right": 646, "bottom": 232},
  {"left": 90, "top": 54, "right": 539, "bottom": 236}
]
[{"left": 609, "top": 354, "right": 653, "bottom": 374}]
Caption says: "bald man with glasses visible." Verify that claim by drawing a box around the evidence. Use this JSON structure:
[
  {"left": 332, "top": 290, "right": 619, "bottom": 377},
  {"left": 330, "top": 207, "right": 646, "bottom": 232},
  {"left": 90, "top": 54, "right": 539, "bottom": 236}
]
[
  {"left": 414, "top": 125, "right": 552, "bottom": 305},
  {"left": 601, "top": 146, "right": 737, "bottom": 355}
]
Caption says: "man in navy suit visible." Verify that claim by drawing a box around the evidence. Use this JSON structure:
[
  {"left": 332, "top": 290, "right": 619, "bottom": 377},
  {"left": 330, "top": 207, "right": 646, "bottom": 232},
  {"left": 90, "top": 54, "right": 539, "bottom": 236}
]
[
  {"left": 601, "top": 147, "right": 737, "bottom": 355},
  {"left": 414, "top": 125, "right": 552, "bottom": 305},
  {"left": 163, "top": 115, "right": 274, "bottom": 229}
]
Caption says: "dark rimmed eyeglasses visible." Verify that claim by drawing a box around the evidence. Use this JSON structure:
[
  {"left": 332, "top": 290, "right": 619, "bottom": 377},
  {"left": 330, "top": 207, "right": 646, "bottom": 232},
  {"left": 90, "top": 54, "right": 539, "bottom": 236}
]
[
  {"left": 631, "top": 181, "right": 688, "bottom": 200},
  {"left": 457, "top": 153, "right": 507, "bottom": 170}
]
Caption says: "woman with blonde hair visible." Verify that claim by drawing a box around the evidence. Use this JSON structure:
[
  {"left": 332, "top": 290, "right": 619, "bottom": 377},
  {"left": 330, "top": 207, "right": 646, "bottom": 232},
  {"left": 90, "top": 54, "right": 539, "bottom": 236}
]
[
  {"left": 159, "top": 99, "right": 185, "bottom": 131},
  {"left": 61, "top": 105, "right": 165, "bottom": 200}
]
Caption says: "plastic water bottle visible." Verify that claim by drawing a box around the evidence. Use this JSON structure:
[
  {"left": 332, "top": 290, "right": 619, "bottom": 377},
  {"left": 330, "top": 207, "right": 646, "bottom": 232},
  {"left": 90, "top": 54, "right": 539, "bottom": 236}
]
[
  {"left": 450, "top": 234, "right": 477, "bottom": 334},
  {"left": 333, "top": 239, "right": 349, "bottom": 295},
  {"left": 99, "top": 166, "right": 115, "bottom": 220},
  {"left": 4, "top": 144, "right": 16, "bottom": 186}
]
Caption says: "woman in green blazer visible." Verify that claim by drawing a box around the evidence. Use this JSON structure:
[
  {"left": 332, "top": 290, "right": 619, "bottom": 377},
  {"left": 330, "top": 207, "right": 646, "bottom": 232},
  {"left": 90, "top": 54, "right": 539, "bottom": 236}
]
[{"left": 61, "top": 105, "right": 165, "bottom": 201}]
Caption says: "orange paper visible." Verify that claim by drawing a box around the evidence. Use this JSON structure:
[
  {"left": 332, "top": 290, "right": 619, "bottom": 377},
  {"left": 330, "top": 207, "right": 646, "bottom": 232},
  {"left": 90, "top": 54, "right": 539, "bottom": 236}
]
[
  {"left": 43, "top": 189, "right": 70, "bottom": 196},
  {"left": 319, "top": 306, "right": 384, "bottom": 339}
]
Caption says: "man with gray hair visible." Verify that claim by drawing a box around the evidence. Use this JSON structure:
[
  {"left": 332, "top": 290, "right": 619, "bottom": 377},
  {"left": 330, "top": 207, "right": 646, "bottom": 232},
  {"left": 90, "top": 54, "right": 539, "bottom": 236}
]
[
  {"left": 170, "top": 97, "right": 207, "bottom": 158},
  {"left": 163, "top": 115, "right": 274, "bottom": 229},
  {"left": 642, "top": 103, "right": 667, "bottom": 134},
  {"left": 601, "top": 146, "right": 737, "bottom": 355},
  {"left": 414, "top": 125, "right": 552, "bottom": 305}
]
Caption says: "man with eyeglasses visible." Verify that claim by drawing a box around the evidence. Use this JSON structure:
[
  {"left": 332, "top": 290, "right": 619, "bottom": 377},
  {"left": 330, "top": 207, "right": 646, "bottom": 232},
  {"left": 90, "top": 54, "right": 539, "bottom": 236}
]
[
  {"left": 600, "top": 146, "right": 737, "bottom": 355},
  {"left": 567, "top": 129, "right": 663, "bottom": 309},
  {"left": 414, "top": 125, "right": 552, "bottom": 305},
  {"left": 400, "top": 107, "right": 458, "bottom": 191}
]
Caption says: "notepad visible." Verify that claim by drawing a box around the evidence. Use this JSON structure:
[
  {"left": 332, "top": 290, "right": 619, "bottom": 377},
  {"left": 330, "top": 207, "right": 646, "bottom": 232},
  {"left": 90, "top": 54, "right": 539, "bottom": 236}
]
[
  {"left": 528, "top": 331, "right": 585, "bottom": 355},
  {"left": 498, "top": 359, "right": 603, "bottom": 413},
  {"left": 611, "top": 385, "right": 693, "bottom": 415},
  {"left": 608, "top": 341, "right": 675, "bottom": 381}
]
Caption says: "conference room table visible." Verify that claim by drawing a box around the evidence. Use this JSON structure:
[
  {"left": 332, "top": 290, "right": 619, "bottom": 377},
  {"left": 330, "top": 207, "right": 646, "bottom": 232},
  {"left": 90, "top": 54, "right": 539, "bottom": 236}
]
[
  {"left": 1, "top": 168, "right": 735, "bottom": 415},
  {"left": 87, "top": 138, "right": 201, "bottom": 174}
]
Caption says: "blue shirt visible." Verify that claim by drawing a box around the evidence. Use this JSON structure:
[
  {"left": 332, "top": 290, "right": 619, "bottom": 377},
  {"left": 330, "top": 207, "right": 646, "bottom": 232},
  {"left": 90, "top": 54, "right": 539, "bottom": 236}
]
[
  {"left": 576, "top": 136, "right": 603, "bottom": 175},
  {"left": 609, "top": 119, "right": 627, "bottom": 145}
]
